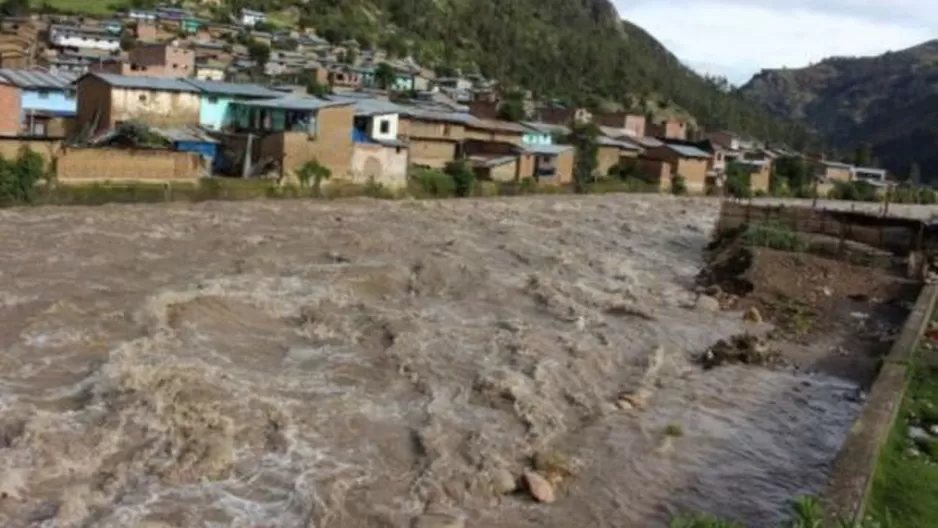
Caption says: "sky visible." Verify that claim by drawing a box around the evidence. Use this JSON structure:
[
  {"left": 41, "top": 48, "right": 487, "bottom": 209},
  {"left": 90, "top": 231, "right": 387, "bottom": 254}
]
[{"left": 614, "top": 0, "right": 935, "bottom": 85}]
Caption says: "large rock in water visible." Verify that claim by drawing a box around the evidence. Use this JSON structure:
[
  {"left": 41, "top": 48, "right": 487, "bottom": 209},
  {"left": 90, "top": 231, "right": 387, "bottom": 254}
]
[
  {"left": 699, "top": 334, "right": 775, "bottom": 369},
  {"left": 524, "top": 471, "right": 556, "bottom": 503}
]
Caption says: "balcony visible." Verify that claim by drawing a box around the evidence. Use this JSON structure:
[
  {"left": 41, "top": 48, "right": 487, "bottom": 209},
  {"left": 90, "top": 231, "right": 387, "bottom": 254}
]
[{"left": 536, "top": 166, "right": 557, "bottom": 178}]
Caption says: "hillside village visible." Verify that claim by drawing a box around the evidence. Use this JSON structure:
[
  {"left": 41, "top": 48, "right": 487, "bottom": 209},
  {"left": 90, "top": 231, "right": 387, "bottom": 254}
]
[{"left": 0, "top": 6, "right": 897, "bottom": 196}]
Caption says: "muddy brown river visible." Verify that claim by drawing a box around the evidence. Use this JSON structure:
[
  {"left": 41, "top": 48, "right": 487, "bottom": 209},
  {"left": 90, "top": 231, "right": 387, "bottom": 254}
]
[{"left": 0, "top": 195, "right": 863, "bottom": 527}]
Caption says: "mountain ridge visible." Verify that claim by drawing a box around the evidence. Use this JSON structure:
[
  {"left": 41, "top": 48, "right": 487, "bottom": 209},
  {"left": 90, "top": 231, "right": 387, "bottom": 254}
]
[{"left": 740, "top": 39, "right": 938, "bottom": 179}]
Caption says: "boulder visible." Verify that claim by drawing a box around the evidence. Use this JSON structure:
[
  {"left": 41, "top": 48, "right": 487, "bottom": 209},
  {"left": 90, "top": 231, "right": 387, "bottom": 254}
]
[
  {"left": 524, "top": 471, "right": 556, "bottom": 503},
  {"left": 743, "top": 307, "right": 763, "bottom": 324},
  {"left": 491, "top": 468, "right": 517, "bottom": 495},
  {"left": 696, "top": 295, "right": 721, "bottom": 312}
]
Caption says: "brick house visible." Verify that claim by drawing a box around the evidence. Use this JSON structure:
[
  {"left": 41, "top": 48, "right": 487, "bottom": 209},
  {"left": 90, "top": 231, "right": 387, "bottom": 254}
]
[
  {"left": 0, "top": 77, "right": 21, "bottom": 135},
  {"left": 74, "top": 72, "right": 201, "bottom": 135},
  {"left": 593, "top": 112, "right": 646, "bottom": 137},
  {"left": 93, "top": 43, "right": 196, "bottom": 78},
  {"left": 227, "top": 95, "right": 356, "bottom": 177},
  {"left": 813, "top": 160, "right": 853, "bottom": 182},
  {"left": 647, "top": 119, "right": 687, "bottom": 141},
  {"left": 397, "top": 108, "right": 469, "bottom": 168},
  {"left": 737, "top": 159, "right": 772, "bottom": 194},
  {"left": 596, "top": 135, "right": 641, "bottom": 177},
  {"left": 521, "top": 143, "right": 574, "bottom": 184},
  {"left": 464, "top": 118, "right": 526, "bottom": 145},
  {"left": 642, "top": 143, "right": 712, "bottom": 193}
]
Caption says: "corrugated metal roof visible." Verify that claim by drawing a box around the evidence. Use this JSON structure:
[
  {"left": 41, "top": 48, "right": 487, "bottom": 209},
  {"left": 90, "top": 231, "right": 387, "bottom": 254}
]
[
  {"left": 522, "top": 121, "right": 569, "bottom": 136},
  {"left": 0, "top": 69, "right": 78, "bottom": 89},
  {"left": 231, "top": 95, "right": 353, "bottom": 111},
  {"left": 597, "top": 136, "right": 641, "bottom": 150},
  {"left": 151, "top": 125, "right": 218, "bottom": 144},
  {"left": 81, "top": 72, "right": 200, "bottom": 92},
  {"left": 470, "top": 154, "right": 517, "bottom": 168},
  {"left": 636, "top": 136, "right": 664, "bottom": 148},
  {"left": 522, "top": 143, "right": 574, "bottom": 156},
  {"left": 467, "top": 118, "right": 527, "bottom": 134},
  {"left": 329, "top": 96, "right": 405, "bottom": 117},
  {"left": 667, "top": 144, "right": 712, "bottom": 159},
  {"left": 400, "top": 106, "right": 480, "bottom": 126},
  {"left": 182, "top": 79, "right": 280, "bottom": 98}
]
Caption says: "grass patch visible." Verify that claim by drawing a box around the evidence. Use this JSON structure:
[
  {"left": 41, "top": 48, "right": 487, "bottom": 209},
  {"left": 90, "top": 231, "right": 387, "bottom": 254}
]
[
  {"left": 34, "top": 0, "right": 121, "bottom": 15},
  {"left": 740, "top": 221, "right": 806, "bottom": 252},
  {"left": 868, "top": 359, "right": 938, "bottom": 527}
]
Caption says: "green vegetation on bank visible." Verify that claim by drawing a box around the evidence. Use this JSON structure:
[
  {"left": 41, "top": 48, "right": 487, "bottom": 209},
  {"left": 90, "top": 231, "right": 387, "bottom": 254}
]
[
  {"left": 672, "top": 496, "right": 894, "bottom": 528},
  {"left": 868, "top": 310, "right": 938, "bottom": 528}
]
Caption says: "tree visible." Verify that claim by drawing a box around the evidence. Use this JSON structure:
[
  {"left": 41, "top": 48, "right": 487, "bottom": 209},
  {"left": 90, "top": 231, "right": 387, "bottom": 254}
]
[
  {"left": 247, "top": 40, "right": 271, "bottom": 70},
  {"left": 444, "top": 159, "right": 475, "bottom": 197},
  {"left": 374, "top": 63, "right": 396, "bottom": 90},
  {"left": 119, "top": 34, "right": 136, "bottom": 52},
  {"left": 497, "top": 98, "right": 525, "bottom": 122},
  {"left": 567, "top": 121, "right": 599, "bottom": 193},
  {"left": 909, "top": 162, "right": 921, "bottom": 186},
  {"left": 853, "top": 143, "right": 872, "bottom": 167},
  {"left": 0, "top": 0, "right": 29, "bottom": 16},
  {"left": 725, "top": 162, "right": 753, "bottom": 198},
  {"left": 297, "top": 159, "right": 332, "bottom": 196},
  {"left": 306, "top": 79, "right": 331, "bottom": 96}
]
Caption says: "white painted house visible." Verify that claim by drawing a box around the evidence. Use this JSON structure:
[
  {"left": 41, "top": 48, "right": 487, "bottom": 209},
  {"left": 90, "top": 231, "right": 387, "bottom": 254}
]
[
  {"left": 240, "top": 9, "right": 267, "bottom": 27},
  {"left": 49, "top": 25, "right": 120, "bottom": 52}
]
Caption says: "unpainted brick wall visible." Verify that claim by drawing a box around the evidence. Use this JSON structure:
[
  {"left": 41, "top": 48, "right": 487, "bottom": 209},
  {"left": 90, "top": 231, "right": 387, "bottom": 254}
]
[{"left": 56, "top": 147, "right": 203, "bottom": 182}]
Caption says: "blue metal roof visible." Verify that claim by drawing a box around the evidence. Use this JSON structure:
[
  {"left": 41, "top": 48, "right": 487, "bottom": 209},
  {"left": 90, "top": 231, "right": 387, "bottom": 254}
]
[
  {"left": 231, "top": 95, "right": 353, "bottom": 111},
  {"left": 0, "top": 69, "right": 78, "bottom": 89},
  {"left": 80, "top": 72, "right": 200, "bottom": 92},
  {"left": 182, "top": 79, "right": 281, "bottom": 98}
]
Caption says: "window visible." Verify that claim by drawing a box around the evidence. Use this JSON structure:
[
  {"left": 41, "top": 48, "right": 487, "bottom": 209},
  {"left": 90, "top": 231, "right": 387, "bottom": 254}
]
[
  {"left": 37, "top": 90, "right": 49, "bottom": 99},
  {"left": 443, "top": 123, "right": 452, "bottom": 137},
  {"left": 139, "top": 94, "right": 147, "bottom": 102},
  {"left": 378, "top": 119, "right": 390, "bottom": 134}
]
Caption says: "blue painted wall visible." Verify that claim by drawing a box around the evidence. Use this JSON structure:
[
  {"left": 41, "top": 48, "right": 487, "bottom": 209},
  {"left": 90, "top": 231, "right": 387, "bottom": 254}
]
[
  {"left": 392, "top": 74, "right": 415, "bottom": 92},
  {"left": 21, "top": 88, "right": 76, "bottom": 119},
  {"left": 523, "top": 132, "right": 552, "bottom": 146},
  {"left": 199, "top": 94, "right": 235, "bottom": 130}
]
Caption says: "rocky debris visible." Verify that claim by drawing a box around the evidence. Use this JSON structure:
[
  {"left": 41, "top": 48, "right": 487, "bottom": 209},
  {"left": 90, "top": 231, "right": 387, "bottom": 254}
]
[
  {"left": 533, "top": 450, "right": 576, "bottom": 485},
  {"left": 698, "top": 334, "right": 779, "bottom": 370},
  {"left": 695, "top": 295, "right": 721, "bottom": 312},
  {"left": 743, "top": 307, "right": 763, "bottom": 324},
  {"left": 617, "top": 390, "right": 649, "bottom": 411},
  {"left": 491, "top": 468, "right": 517, "bottom": 495},
  {"left": 523, "top": 471, "right": 556, "bottom": 503}
]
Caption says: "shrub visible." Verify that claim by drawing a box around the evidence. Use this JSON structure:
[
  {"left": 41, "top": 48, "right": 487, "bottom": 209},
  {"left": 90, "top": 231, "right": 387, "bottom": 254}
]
[
  {"left": 0, "top": 146, "right": 46, "bottom": 204},
  {"left": 411, "top": 168, "right": 455, "bottom": 197},
  {"left": 741, "top": 222, "right": 805, "bottom": 252},
  {"left": 671, "top": 175, "right": 688, "bottom": 196},
  {"left": 828, "top": 180, "right": 879, "bottom": 202},
  {"left": 362, "top": 177, "right": 396, "bottom": 199},
  {"left": 444, "top": 159, "right": 475, "bottom": 197},
  {"left": 296, "top": 158, "right": 332, "bottom": 197}
]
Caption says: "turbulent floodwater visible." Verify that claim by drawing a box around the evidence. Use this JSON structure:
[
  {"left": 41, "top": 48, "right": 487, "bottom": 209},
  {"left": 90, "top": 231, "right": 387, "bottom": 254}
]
[{"left": 0, "top": 195, "right": 862, "bottom": 528}]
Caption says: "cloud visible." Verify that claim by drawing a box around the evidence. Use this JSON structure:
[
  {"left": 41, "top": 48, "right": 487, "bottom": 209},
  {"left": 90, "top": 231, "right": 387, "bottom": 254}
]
[{"left": 615, "top": 0, "right": 934, "bottom": 84}]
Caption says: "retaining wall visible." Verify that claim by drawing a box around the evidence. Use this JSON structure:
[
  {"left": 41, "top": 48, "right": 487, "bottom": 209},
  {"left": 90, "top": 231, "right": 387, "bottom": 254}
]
[{"left": 820, "top": 283, "right": 938, "bottom": 524}]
